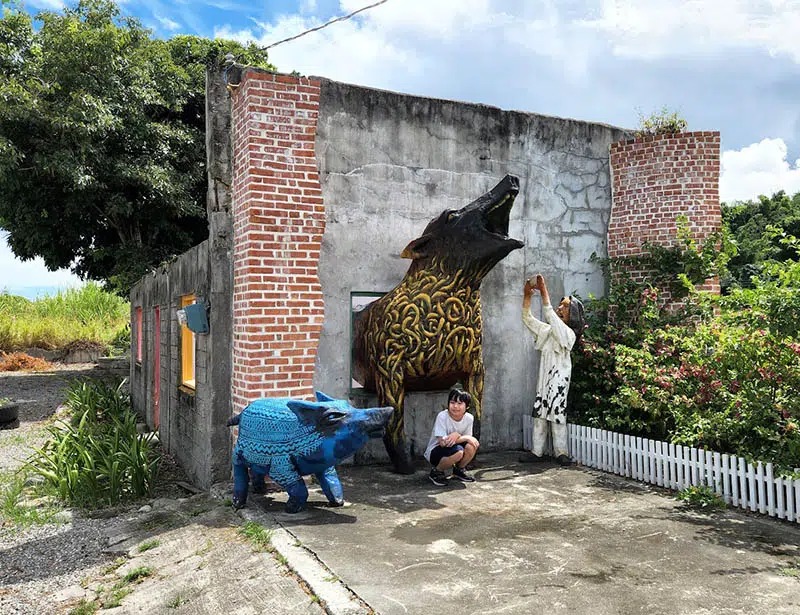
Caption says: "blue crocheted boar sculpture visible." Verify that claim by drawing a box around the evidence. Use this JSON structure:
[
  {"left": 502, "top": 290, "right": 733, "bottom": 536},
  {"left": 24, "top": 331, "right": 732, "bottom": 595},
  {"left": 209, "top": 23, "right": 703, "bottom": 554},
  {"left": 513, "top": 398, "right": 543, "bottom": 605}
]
[{"left": 227, "top": 392, "right": 393, "bottom": 513}]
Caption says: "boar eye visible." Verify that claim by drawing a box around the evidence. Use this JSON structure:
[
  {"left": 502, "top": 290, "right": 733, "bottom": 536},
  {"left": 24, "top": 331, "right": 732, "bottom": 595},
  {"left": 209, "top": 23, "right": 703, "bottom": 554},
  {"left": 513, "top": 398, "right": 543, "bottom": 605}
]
[
  {"left": 447, "top": 211, "right": 458, "bottom": 221},
  {"left": 323, "top": 411, "right": 347, "bottom": 426}
]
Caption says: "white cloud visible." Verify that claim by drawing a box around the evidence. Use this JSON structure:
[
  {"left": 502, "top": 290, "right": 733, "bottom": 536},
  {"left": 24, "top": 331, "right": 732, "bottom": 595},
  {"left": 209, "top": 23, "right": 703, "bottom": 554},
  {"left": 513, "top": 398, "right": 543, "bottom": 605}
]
[
  {"left": 720, "top": 138, "right": 800, "bottom": 202},
  {"left": 23, "top": 0, "right": 65, "bottom": 9},
  {"left": 155, "top": 14, "right": 181, "bottom": 31},
  {"left": 582, "top": 0, "right": 800, "bottom": 62}
]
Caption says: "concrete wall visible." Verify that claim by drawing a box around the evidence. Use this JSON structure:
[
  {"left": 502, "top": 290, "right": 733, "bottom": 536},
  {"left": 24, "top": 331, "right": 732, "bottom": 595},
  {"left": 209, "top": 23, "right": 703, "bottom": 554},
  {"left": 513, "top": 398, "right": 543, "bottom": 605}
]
[
  {"left": 130, "top": 242, "right": 220, "bottom": 486},
  {"left": 311, "top": 79, "right": 632, "bottom": 457},
  {"left": 129, "top": 67, "right": 235, "bottom": 489}
]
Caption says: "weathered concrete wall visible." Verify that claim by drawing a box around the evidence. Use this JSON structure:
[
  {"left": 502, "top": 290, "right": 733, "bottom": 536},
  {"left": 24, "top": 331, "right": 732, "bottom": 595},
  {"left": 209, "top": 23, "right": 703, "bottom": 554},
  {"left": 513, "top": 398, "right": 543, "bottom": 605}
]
[
  {"left": 312, "top": 80, "right": 632, "bottom": 457},
  {"left": 130, "top": 242, "right": 215, "bottom": 486},
  {"left": 204, "top": 66, "right": 235, "bottom": 483},
  {"left": 130, "top": 67, "right": 236, "bottom": 488}
]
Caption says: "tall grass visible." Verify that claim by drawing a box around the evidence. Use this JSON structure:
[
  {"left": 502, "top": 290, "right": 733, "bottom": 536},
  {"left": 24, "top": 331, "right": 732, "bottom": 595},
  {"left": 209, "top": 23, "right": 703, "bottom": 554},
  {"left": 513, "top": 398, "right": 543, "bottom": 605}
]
[{"left": 0, "top": 283, "right": 129, "bottom": 352}]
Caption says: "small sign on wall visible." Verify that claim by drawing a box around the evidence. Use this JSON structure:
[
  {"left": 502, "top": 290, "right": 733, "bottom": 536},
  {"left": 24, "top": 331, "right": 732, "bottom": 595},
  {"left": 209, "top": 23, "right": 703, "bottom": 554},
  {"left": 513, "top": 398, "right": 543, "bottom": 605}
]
[{"left": 179, "top": 299, "right": 210, "bottom": 334}]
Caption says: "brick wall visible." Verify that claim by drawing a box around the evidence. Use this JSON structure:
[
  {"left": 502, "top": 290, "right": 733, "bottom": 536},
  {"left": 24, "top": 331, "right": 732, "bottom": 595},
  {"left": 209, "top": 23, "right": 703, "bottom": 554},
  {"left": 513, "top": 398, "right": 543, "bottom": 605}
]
[
  {"left": 608, "top": 131, "right": 722, "bottom": 305},
  {"left": 230, "top": 69, "right": 325, "bottom": 410}
]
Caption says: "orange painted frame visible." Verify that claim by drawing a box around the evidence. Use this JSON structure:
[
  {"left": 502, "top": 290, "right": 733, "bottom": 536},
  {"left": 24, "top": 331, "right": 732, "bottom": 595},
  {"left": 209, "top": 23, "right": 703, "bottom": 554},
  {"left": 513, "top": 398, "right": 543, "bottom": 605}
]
[{"left": 180, "top": 295, "right": 196, "bottom": 389}]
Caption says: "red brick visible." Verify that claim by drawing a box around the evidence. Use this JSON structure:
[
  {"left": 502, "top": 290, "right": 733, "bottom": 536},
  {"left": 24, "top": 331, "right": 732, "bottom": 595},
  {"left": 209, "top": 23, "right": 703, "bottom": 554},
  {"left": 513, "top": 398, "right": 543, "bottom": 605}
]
[{"left": 231, "top": 71, "right": 325, "bottom": 402}]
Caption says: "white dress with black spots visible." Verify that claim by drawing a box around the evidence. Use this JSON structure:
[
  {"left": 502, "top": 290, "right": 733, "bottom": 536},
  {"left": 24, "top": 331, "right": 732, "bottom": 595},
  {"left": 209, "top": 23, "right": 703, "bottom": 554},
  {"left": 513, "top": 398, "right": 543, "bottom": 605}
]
[{"left": 522, "top": 303, "right": 576, "bottom": 424}]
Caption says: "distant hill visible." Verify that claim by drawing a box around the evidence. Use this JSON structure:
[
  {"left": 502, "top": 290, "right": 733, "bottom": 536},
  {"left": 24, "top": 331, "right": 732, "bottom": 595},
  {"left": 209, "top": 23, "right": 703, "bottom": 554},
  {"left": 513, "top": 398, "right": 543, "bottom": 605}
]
[{"left": 1, "top": 286, "right": 74, "bottom": 300}]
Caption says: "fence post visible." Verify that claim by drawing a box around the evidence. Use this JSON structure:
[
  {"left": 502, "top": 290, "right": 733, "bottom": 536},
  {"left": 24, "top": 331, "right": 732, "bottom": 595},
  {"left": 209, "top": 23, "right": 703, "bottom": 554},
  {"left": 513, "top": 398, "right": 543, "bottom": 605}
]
[
  {"left": 756, "top": 462, "right": 766, "bottom": 514},
  {"left": 765, "top": 463, "right": 775, "bottom": 517},
  {"left": 738, "top": 457, "right": 748, "bottom": 511},
  {"left": 729, "top": 455, "right": 739, "bottom": 508},
  {"left": 776, "top": 476, "right": 785, "bottom": 520}
]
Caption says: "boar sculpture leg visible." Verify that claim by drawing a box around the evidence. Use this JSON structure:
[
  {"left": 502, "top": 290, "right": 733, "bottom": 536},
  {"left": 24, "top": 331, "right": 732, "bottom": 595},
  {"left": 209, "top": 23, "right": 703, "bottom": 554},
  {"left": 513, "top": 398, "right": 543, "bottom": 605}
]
[
  {"left": 352, "top": 175, "right": 524, "bottom": 474},
  {"left": 229, "top": 392, "right": 392, "bottom": 513}
]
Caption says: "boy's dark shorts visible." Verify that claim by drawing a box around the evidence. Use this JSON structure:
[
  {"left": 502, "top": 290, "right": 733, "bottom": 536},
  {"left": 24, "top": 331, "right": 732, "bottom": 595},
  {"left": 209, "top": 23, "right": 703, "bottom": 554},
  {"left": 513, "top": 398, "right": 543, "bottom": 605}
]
[{"left": 429, "top": 444, "right": 465, "bottom": 467}]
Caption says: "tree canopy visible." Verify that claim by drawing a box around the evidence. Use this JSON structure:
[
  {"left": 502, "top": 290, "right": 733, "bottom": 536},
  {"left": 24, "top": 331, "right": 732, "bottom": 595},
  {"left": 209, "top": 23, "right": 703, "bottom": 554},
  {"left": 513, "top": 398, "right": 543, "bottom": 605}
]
[
  {"left": 722, "top": 191, "right": 800, "bottom": 290},
  {"left": 0, "top": 0, "right": 271, "bottom": 294}
]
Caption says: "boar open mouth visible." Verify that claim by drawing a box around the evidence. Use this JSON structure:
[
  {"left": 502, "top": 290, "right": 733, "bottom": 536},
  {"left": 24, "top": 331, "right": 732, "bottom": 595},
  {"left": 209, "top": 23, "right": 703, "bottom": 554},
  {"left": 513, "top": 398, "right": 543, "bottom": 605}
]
[
  {"left": 484, "top": 192, "right": 515, "bottom": 238},
  {"left": 367, "top": 426, "right": 386, "bottom": 438}
]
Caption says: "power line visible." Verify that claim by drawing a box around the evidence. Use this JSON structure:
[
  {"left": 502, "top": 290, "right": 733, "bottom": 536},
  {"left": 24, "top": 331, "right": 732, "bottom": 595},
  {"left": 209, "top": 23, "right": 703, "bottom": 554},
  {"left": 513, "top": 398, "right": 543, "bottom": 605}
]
[
  {"left": 224, "top": 0, "right": 389, "bottom": 89},
  {"left": 259, "top": 0, "right": 390, "bottom": 52}
]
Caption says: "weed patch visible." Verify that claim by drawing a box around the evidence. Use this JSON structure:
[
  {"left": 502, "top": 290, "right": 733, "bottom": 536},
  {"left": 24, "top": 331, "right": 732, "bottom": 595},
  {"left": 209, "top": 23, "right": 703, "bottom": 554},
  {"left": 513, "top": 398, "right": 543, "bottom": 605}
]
[
  {"left": 676, "top": 486, "right": 727, "bottom": 510},
  {"left": 122, "top": 566, "right": 154, "bottom": 583},
  {"left": 238, "top": 521, "right": 274, "bottom": 552},
  {"left": 167, "top": 593, "right": 190, "bottom": 608},
  {"left": 68, "top": 600, "right": 99, "bottom": 615},
  {"left": 0, "top": 473, "right": 62, "bottom": 530},
  {"left": 137, "top": 539, "right": 160, "bottom": 553}
]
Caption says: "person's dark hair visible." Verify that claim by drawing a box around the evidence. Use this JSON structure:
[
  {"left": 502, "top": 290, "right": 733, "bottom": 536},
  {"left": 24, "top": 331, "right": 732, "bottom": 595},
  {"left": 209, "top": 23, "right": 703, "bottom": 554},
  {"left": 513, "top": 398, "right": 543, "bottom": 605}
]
[
  {"left": 565, "top": 296, "right": 585, "bottom": 344},
  {"left": 448, "top": 388, "right": 472, "bottom": 408}
]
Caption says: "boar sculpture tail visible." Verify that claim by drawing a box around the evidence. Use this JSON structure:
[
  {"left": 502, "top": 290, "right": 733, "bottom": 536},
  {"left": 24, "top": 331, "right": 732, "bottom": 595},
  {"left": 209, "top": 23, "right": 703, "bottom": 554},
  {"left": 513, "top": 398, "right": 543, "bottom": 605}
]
[{"left": 226, "top": 413, "right": 242, "bottom": 427}]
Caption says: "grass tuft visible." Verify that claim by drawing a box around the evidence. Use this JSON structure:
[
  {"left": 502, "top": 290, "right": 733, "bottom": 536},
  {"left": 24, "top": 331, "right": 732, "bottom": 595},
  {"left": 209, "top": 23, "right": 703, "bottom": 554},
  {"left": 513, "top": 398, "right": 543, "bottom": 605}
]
[
  {"left": 238, "top": 521, "right": 274, "bottom": 552},
  {"left": 137, "top": 539, "right": 160, "bottom": 553}
]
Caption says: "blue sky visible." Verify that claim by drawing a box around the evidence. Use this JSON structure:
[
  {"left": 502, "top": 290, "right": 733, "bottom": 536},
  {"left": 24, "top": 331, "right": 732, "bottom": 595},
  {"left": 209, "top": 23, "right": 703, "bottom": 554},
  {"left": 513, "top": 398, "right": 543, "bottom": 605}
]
[{"left": 5, "top": 0, "right": 800, "bottom": 295}]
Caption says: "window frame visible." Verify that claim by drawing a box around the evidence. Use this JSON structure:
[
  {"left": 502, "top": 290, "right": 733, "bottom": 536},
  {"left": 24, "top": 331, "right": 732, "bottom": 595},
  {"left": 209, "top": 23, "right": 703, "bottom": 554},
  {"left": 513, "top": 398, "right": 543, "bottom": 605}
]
[
  {"left": 135, "top": 306, "right": 143, "bottom": 364},
  {"left": 180, "top": 295, "right": 196, "bottom": 389}
]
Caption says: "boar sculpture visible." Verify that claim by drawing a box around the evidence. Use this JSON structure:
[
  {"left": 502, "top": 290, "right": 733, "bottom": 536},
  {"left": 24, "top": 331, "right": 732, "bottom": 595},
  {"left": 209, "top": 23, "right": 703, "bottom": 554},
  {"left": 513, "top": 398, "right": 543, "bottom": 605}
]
[
  {"left": 352, "top": 174, "right": 524, "bottom": 474},
  {"left": 228, "top": 392, "right": 392, "bottom": 513}
]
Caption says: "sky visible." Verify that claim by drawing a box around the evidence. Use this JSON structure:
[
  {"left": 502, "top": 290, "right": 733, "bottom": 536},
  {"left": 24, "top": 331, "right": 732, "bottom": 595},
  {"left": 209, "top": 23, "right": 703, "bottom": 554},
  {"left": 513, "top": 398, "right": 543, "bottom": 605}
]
[{"left": 4, "top": 0, "right": 800, "bottom": 295}]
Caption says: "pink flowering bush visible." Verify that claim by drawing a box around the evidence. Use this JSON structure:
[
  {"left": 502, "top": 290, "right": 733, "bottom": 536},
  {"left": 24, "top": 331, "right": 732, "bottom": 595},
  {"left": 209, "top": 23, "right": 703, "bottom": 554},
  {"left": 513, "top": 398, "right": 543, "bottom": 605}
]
[{"left": 571, "top": 233, "right": 800, "bottom": 474}]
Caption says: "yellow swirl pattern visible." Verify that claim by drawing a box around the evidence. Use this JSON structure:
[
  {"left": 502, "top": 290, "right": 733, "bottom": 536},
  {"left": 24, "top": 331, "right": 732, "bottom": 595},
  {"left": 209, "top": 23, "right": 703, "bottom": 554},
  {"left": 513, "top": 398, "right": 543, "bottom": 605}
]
[{"left": 355, "top": 256, "right": 486, "bottom": 446}]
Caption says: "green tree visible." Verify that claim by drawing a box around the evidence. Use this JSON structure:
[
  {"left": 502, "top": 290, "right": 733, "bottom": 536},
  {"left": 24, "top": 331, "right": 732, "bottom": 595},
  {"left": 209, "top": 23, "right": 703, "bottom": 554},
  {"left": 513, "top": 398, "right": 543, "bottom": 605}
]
[
  {"left": 722, "top": 191, "right": 800, "bottom": 290},
  {"left": 0, "top": 0, "right": 271, "bottom": 294}
]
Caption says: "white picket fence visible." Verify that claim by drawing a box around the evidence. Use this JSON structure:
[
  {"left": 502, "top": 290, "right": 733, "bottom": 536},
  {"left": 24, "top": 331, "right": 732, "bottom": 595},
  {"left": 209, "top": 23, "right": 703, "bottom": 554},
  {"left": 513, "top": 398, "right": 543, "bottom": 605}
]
[{"left": 522, "top": 416, "right": 800, "bottom": 523}]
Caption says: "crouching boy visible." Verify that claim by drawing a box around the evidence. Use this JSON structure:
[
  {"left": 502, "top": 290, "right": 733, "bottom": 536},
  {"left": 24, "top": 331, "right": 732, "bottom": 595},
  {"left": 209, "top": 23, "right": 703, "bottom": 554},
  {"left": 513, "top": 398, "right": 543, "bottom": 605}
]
[{"left": 424, "top": 388, "right": 480, "bottom": 486}]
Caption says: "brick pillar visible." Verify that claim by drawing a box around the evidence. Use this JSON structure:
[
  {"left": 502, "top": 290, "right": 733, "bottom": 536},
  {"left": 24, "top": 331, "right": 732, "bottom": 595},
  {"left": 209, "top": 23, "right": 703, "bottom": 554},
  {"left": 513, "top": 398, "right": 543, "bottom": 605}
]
[
  {"left": 608, "top": 131, "right": 721, "bottom": 307},
  {"left": 230, "top": 70, "right": 325, "bottom": 410}
]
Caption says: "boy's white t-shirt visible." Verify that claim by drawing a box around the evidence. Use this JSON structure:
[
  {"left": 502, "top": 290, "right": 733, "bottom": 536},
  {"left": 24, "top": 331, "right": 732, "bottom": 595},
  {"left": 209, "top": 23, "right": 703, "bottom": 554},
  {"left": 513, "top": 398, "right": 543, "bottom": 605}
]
[{"left": 423, "top": 409, "right": 474, "bottom": 461}]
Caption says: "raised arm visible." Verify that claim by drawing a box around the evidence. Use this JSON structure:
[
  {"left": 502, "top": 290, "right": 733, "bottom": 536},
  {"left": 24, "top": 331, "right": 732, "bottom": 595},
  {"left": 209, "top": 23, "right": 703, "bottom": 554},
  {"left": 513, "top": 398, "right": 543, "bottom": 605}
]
[
  {"left": 537, "top": 274, "right": 551, "bottom": 306},
  {"left": 522, "top": 276, "right": 549, "bottom": 340}
]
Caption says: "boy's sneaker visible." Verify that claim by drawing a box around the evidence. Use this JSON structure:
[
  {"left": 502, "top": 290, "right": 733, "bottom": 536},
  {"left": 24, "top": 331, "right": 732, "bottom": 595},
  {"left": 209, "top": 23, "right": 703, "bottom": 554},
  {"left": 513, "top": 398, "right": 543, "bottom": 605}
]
[
  {"left": 452, "top": 466, "right": 475, "bottom": 482},
  {"left": 429, "top": 468, "right": 449, "bottom": 486}
]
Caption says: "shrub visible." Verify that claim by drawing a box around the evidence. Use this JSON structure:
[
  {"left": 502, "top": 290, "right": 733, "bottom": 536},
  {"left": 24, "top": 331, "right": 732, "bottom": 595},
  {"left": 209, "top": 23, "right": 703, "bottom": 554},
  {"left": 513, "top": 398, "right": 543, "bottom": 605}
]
[
  {"left": 636, "top": 106, "right": 688, "bottom": 137},
  {"left": 571, "top": 228, "right": 800, "bottom": 475},
  {"left": 26, "top": 378, "right": 159, "bottom": 507}
]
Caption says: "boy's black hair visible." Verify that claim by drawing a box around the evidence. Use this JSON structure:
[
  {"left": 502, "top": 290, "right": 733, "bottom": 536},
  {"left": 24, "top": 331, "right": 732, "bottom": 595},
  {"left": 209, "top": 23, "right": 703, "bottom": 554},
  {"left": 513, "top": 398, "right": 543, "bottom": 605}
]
[{"left": 448, "top": 388, "right": 472, "bottom": 408}]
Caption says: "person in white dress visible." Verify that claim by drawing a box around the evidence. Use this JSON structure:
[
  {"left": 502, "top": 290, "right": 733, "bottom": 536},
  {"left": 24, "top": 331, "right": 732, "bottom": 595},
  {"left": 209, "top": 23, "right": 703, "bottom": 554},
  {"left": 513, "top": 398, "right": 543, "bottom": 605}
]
[{"left": 518, "top": 274, "right": 584, "bottom": 465}]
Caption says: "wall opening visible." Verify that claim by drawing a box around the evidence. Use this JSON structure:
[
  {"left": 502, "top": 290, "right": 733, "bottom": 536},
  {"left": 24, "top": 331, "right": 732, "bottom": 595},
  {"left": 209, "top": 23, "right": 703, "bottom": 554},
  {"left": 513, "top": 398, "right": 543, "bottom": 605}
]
[
  {"left": 180, "top": 295, "right": 196, "bottom": 389},
  {"left": 135, "top": 306, "right": 143, "bottom": 364}
]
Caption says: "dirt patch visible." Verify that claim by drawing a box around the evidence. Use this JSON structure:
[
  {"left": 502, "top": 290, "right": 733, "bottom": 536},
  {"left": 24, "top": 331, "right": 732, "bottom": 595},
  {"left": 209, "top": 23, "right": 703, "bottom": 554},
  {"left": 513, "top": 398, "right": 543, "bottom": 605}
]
[{"left": 0, "top": 352, "right": 55, "bottom": 373}]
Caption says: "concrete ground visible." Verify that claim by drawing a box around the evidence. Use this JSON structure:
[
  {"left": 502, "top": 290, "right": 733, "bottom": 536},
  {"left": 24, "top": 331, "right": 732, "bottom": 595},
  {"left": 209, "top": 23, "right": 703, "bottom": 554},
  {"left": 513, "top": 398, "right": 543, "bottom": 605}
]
[{"left": 250, "top": 452, "right": 800, "bottom": 615}]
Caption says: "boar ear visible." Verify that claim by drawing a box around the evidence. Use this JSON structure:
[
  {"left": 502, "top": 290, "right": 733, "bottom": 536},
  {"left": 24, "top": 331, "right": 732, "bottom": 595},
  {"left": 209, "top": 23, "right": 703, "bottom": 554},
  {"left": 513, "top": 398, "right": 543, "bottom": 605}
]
[
  {"left": 286, "top": 401, "right": 324, "bottom": 426},
  {"left": 401, "top": 234, "right": 432, "bottom": 259},
  {"left": 314, "top": 391, "right": 336, "bottom": 402}
]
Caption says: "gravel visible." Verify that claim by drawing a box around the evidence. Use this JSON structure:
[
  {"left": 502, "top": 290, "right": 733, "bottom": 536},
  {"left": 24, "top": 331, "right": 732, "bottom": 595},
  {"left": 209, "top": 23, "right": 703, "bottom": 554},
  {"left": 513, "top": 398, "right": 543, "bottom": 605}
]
[
  {"left": 0, "top": 515, "right": 112, "bottom": 615},
  {"left": 0, "top": 365, "right": 126, "bottom": 614}
]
